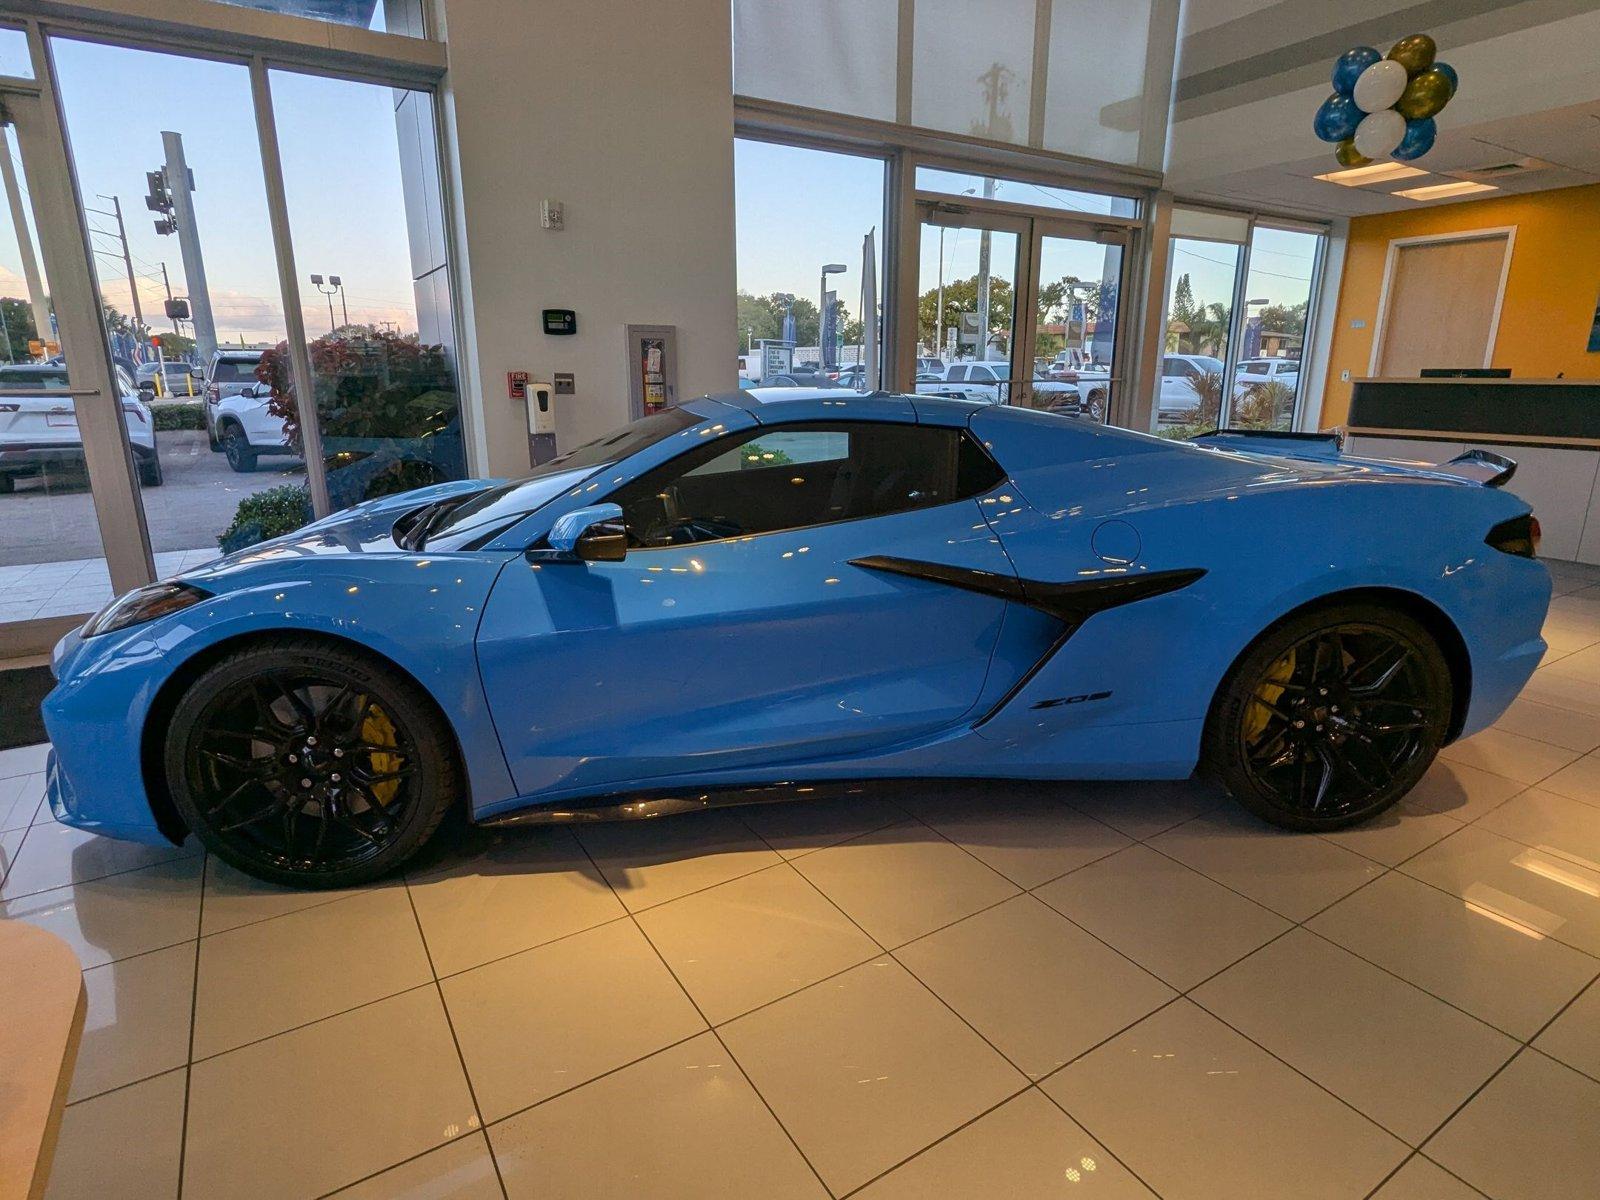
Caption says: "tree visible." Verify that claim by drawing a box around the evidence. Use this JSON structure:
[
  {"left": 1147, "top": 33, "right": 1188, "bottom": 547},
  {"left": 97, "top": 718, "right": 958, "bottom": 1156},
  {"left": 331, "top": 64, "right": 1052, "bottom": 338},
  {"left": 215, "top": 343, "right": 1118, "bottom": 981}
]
[
  {"left": 1171, "top": 273, "right": 1196, "bottom": 326},
  {"left": 1185, "top": 301, "right": 1232, "bottom": 357},
  {"left": 1258, "top": 300, "right": 1308, "bottom": 336},
  {"left": 735, "top": 290, "right": 847, "bottom": 350},
  {"left": 0, "top": 297, "right": 38, "bottom": 361},
  {"left": 916, "top": 274, "right": 1014, "bottom": 352}
]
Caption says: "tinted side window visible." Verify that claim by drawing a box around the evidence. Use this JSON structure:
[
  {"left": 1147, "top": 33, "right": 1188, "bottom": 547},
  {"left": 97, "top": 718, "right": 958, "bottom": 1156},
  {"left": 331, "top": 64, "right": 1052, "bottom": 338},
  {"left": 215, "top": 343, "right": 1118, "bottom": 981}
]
[
  {"left": 610, "top": 422, "right": 1004, "bottom": 547},
  {"left": 946, "top": 366, "right": 967, "bottom": 382}
]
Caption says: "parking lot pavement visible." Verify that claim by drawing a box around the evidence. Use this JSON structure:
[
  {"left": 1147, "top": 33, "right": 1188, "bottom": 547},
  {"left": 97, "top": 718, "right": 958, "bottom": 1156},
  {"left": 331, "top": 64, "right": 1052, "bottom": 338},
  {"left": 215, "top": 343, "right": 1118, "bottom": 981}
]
[{"left": 0, "top": 428, "right": 303, "bottom": 567}]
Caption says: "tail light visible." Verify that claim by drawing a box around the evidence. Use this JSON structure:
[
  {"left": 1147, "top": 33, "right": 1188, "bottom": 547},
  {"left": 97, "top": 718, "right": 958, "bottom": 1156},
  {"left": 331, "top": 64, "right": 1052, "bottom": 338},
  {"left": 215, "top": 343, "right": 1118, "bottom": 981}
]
[
  {"left": 0, "top": 402, "right": 19, "bottom": 412},
  {"left": 205, "top": 382, "right": 219, "bottom": 404},
  {"left": 121, "top": 402, "right": 147, "bottom": 424},
  {"left": 1486, "top": 513, "right": 1540, "bottom": 558}
]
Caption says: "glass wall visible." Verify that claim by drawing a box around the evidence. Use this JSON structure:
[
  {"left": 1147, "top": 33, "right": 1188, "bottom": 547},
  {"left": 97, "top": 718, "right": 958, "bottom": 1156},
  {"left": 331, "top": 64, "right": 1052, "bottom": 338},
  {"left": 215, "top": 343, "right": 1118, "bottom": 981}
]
[
  {"left": 208, "top": 0, "right": 426, "bottom": 37},
  {"left": 917, "top": 219, "right": 1019, "bottom": 390},
  {"left": 1233, "top": 224, "right": 1321, "bottom": 431},
  {"left": 270, "top": 70, "right": 465, "bottom": 510},
  {"left": 734, "top": 138, "right": 886, "bottom": 390},
  {"left": 1153, "top": 207, "right": 1326, "bottom": 437}
]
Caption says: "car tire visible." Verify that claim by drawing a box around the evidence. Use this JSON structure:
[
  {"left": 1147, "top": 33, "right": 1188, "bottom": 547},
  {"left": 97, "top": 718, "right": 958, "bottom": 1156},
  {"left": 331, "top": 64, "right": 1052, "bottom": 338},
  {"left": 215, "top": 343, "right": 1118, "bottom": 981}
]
[
  {"left": 165, "top": 638, "right": 461, "bottom": 888},
  {"left": 139, "top": 453, "right": 164, "bottom": 488},
  {"left": 222, "top": 426, "right": 257, "bottom": 473},
  {"left": 1086, "top": 389, "right": 1106, "bottom": 423},
  {"left": 207, "top": 422, "right": 221, "bottom": 452},
  {"left": 0, "top": 474, "right": 13, "bottom": 495},
  {"left": 1203, "top": 601, "right": 1452, "bottom": 831}
]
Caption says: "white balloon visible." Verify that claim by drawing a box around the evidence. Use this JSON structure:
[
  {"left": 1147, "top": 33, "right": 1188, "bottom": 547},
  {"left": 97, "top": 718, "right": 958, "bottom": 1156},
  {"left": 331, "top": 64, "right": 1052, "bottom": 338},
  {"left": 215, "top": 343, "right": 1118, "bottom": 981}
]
[
  {"left": 1352, "top": 58, "right": 1408, "bottom": 113},
  {"left": 1353, "top": 109, "right": 1406, "bottom": 159}
]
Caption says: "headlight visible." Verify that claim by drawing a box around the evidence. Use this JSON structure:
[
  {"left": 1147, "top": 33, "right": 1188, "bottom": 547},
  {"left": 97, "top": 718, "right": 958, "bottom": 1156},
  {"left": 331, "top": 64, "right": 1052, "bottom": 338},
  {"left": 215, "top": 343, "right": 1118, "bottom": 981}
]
[{"left": 82, "top": 581, "right": 211, "bottom": 638}]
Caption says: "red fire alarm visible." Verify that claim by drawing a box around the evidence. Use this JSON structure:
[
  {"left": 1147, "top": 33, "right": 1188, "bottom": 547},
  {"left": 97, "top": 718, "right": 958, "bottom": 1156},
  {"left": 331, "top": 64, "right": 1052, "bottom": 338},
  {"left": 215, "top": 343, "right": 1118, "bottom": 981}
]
[{"left": 507, "top": 370, "right": 529, "bottom": 400}]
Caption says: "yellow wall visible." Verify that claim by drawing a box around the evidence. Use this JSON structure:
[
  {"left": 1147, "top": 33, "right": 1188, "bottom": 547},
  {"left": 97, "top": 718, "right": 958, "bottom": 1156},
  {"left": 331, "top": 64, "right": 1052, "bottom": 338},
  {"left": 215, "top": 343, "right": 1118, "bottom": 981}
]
[{"left": 1321, "top": 183, "right": 1600, "bottom": 428}]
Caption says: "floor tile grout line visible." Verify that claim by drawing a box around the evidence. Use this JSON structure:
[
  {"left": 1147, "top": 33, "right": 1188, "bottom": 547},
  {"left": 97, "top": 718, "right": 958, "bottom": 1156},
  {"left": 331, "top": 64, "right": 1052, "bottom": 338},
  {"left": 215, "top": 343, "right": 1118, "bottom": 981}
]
[
  {"left": 1028, "top": 1084, "right": 1174, "bottom": 1200},
  {"left": 174, "top": 852, "right": 208, "bottom": 1200},
  {"left": 309, "top": 1129, "right": 489, "bottom": 1200},
  {"left": 400, "top": 876, "right": 511, "bottom": 1200},
  {"left": 565, "top": 827, "right": 838, "bottom": 1200}
]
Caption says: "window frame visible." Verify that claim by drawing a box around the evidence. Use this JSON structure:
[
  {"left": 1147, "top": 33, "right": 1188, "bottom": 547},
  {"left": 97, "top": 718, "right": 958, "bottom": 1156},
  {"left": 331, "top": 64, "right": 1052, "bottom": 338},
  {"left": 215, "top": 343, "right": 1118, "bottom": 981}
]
[{"left": 601, "top": 418, "right": 1006, "bottom": 551}]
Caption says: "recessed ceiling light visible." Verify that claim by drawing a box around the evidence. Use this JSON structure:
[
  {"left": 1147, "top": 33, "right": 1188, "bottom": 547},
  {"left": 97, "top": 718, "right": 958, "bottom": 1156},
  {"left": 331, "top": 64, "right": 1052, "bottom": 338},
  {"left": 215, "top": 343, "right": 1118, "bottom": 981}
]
[
  {"left": 1393, "top": 180, "right": 1500, "bottom": 201},
  {"left": 1312, "top": 162, "right": 1430, "bottom": 187}
]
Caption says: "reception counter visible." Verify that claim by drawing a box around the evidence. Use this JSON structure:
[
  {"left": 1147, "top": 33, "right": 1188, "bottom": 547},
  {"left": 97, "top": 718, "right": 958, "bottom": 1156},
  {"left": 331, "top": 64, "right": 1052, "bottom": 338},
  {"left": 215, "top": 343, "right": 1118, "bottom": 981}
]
[{"left": 1344, "top": 377, "right": 1600, "bottom": 564}]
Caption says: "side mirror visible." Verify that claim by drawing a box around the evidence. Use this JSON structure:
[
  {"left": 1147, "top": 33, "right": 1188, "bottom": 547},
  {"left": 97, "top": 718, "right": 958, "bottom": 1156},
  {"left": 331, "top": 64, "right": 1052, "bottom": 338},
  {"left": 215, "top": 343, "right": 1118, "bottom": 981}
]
[
  {"left": 547, "top": 502, "right": 626, "bottom": 562},
  {"left": 137, "top": 379, "right": 156, "bottom": 395}
]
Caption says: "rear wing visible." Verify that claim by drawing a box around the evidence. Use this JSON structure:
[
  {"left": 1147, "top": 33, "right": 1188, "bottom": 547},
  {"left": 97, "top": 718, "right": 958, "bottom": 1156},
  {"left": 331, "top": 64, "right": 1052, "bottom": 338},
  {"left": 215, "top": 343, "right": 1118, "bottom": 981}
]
[{"left": 1189, "top": 429, "right": 1517, "bottom": 488}]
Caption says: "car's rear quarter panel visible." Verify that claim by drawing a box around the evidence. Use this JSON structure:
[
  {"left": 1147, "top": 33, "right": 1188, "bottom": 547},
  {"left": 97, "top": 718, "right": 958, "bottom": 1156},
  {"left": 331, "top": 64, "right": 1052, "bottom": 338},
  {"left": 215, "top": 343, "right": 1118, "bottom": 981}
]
[{"left": 968, "top": 411, "right": 1550, "bottom": 772}]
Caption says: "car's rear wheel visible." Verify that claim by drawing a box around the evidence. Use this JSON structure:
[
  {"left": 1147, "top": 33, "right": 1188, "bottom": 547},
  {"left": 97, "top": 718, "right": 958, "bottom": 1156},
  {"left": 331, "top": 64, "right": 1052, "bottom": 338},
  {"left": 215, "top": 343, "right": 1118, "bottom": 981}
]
[
  {"left": 222, "top": 425, "right": 257, "bottom": 472},
  {"left": 1204, "top": 602, "right": 1452, "bottom": 831},
  {"left": 139, "top": 452, "right": 164, "bottom": 487},
  {"left": 165, "top": 639, "right": 459, "bottom": 887}
]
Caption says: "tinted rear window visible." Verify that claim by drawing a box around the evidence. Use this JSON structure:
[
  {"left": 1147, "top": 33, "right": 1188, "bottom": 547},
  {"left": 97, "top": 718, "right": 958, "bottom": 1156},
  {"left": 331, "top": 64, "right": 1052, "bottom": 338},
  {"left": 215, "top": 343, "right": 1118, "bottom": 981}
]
[{"left": 211, "top": 358, "right": 261, "bottom": 383}]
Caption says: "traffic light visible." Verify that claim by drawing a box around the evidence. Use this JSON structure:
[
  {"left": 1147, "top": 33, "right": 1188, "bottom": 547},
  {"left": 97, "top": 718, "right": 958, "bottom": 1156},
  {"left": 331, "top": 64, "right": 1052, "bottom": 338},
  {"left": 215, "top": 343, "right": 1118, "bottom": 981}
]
[{"left": 145, "top": 169, "right": 176, "bottom": 236}]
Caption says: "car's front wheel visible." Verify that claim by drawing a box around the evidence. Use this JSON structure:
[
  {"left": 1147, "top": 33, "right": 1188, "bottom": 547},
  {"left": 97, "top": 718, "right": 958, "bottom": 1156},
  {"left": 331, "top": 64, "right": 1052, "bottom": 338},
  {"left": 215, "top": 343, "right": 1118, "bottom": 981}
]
[
  {"left": 1204, "top": 602, "right": 1453, "bottom": 831},
  {"left": 165, "top": 639, "right": 459, "bottom": 888}
]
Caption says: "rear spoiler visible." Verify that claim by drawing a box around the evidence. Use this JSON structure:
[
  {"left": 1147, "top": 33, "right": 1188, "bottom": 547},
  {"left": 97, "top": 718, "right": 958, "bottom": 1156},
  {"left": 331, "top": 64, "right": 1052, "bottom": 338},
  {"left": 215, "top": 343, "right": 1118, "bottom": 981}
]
[
  {"left": 1437, "top": 448, "right": 1517, "bottom": 488},
  {"left": 1190, "top": 429, "right": 1517, "bottom": 488}
]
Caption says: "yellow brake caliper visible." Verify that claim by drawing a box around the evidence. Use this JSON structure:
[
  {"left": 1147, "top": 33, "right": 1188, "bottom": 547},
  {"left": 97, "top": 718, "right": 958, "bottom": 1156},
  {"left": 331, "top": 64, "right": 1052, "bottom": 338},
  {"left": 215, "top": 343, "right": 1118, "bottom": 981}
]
[
  {"left": 359, "top": 705, "right": 403, "bottom": 811},
  {"left": 1245, "top": 648, "right": 1296, "bottom": 746}
]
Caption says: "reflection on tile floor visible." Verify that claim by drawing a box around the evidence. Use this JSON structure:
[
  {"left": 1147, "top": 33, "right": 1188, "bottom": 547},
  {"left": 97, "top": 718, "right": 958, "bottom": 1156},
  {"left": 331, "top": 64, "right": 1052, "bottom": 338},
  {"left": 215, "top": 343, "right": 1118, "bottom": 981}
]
[{"left": 3, "top": 560, "right": 1600, "bottom": 1198}]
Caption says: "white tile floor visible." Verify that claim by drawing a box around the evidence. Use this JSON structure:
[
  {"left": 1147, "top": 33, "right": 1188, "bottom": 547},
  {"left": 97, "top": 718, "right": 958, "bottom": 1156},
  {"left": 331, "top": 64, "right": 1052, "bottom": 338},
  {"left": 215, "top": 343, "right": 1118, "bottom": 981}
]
[
  {"left": 1, "top": 549, "right": 220, "bottom": 623},
  {"left": 2, "top": 557, "right": 1599, "bottom": 1199}
]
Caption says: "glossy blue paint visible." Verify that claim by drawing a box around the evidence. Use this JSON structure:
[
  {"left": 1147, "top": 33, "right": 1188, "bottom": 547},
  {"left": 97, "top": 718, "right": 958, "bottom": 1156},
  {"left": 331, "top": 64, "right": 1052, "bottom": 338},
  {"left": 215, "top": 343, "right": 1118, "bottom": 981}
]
[
  {"left": 547, "top": 503, "right": 623, "bottom": 553},
  {"left": 44, "top": 392, "right": 1550, "bottom": 847}
]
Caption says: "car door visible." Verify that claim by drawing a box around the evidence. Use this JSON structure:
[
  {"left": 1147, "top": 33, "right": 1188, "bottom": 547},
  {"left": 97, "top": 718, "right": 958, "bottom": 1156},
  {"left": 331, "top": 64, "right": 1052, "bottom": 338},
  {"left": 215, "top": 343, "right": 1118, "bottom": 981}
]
[{"left": 475, "top": 414, "right": 1017, "bottom": 798}]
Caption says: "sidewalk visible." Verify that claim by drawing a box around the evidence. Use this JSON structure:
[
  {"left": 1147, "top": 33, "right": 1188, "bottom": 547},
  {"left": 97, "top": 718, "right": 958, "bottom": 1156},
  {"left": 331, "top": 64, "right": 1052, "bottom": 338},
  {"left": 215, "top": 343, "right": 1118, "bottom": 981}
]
[{"left": 1, "top": 548, "right": 221, "bottom": 622}]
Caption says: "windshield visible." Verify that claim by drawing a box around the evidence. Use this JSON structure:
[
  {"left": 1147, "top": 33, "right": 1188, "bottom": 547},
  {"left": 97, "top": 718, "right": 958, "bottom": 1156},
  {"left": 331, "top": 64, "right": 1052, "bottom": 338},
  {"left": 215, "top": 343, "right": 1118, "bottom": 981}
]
[{"left": 419, "top": 405, "right": 705, "bottom": 548}]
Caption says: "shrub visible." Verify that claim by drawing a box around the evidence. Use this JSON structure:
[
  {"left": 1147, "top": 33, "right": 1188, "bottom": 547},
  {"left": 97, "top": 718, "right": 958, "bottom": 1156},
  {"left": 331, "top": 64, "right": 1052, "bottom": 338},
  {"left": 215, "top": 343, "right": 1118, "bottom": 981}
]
[
  {"left": 152, "top": 401, "right": 205, "bottom": 432},
  {"left": 218, "top": 484, "right": 312, "bottom": 554},
  {"left": 257, "top": 326, "right": 459, "bottom": 454},
  {"left": 1231, "top": 379, "right": 1296, "bottom": 429}
]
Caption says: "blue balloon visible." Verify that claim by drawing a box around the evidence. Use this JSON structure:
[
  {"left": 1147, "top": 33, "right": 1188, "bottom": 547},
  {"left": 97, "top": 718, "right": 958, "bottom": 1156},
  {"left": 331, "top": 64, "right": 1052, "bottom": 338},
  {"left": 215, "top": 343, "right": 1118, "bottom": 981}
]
[
  {"left": 1332, "top": 46, "right": 1382, "bottom": 96},
  {"left": 1313, "top": 93, "right": 1362, "bottom": 143},
  {"left": 1393, "top": 116, "right": 1437, "bottom": 161},
  {"left": 1432, "top": 61, "right": 1459, "bottom": 96}
]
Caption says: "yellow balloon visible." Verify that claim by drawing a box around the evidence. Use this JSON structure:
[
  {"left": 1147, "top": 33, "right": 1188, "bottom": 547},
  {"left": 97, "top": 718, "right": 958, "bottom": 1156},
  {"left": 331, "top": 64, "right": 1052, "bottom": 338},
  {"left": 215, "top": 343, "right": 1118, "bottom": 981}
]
[
  {"left": 1396, "top": 68, "right": 1453, "bottom": 119},
  {"left": 1388, "top": 33, "right": 1436, "bottom": 76},
  {"left": 1336, "top": 138, "right": 1371, "bottom": 168}
]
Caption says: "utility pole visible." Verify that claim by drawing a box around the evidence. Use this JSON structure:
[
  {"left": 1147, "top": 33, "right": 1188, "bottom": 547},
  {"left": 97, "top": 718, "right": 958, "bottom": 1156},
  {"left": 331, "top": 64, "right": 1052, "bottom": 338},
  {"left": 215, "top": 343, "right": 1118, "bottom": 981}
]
[
  {"left": 0, "top": 125, "right": 53, "bottom": 346},
  {"left": 91, "top": 194, "right": 144, "bottom": 327},
  {"left": 160, "top": 263, "right": 179, "bottom": 334},
  {"left": 152, "top": 131, "right": 217, "bottom": 363}
]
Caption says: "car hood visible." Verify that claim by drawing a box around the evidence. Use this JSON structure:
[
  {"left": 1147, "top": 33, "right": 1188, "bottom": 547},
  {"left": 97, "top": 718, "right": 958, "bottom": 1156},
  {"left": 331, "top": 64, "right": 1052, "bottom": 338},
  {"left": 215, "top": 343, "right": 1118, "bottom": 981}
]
[{"left": 183, "top": 478, "right": 499, "bottom": 585}]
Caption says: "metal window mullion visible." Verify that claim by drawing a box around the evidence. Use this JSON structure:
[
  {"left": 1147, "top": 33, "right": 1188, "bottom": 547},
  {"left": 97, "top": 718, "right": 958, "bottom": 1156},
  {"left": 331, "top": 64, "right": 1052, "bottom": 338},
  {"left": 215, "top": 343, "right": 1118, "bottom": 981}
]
[
  {"left": 249, "top": 57, "right": 330, "bottom": 518},
  {"left": 1028, "top": 0, "right": 1051, "bottom": 149},
  {"left": 1293, "top": 229, "right": 1331, "bottom": 432},
  {"left": 1217, "top": 217, "right": 1254, "bottom": 430},
  {"left": 25, "top": 20, "right": 154, "bottom": 594},
  {"left": 1012, "top": 218, "right": 1042, "bottom": 409}
]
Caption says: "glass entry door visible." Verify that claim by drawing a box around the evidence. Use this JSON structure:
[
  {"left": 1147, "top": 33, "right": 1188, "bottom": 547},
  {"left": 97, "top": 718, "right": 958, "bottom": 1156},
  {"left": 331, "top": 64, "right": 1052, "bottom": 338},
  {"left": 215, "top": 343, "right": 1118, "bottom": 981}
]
[
  {"left": 912, "top": 200, "right": 1128, "bottom": 422},
  {"left": 0, "top": 72, "right": 153, "bottom": 655},
  {"left": 916, "top": 206, "right": 1023, "bottom": 403}
]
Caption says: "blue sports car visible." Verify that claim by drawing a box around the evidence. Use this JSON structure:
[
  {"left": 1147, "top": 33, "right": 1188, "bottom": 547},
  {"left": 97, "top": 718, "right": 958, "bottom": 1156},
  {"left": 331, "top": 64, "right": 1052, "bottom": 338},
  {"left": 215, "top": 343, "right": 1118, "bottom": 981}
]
[{"left": 43, "top": 390, "right": 1550, "bottom": 887}]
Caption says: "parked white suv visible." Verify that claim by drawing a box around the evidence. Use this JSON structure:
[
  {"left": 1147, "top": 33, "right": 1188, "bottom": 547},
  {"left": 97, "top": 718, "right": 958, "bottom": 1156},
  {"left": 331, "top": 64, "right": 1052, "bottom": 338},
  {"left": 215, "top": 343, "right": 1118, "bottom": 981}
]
[
  {"left": 1233, "top": 357, "right": 1300, "bottom": 397},
  {"left": 0, "top": 362, "right": 160, "bottom": 491},
  {"left": 204, "top": 348, "right": 289, "bottom": 472},
  {"left": 1157, "top": 354, "right": 1224, "bottom": 423}
]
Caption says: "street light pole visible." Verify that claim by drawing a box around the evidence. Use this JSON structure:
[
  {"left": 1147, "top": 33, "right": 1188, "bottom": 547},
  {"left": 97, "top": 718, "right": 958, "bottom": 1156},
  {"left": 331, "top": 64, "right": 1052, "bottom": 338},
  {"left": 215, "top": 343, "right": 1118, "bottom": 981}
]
[
  {"left": 310, "top": 274, "right": 339, "bottom": 336},
  {"left": 819, "top": 262, "right": 846, "bottom": 370}
]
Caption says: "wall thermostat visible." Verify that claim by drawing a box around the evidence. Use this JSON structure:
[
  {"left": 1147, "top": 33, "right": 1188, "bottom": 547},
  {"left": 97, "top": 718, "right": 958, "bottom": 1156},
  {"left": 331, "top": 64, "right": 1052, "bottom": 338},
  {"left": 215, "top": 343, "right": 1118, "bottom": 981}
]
[{"left": 543, "top": 308, "right": 576, "bottom": 335}]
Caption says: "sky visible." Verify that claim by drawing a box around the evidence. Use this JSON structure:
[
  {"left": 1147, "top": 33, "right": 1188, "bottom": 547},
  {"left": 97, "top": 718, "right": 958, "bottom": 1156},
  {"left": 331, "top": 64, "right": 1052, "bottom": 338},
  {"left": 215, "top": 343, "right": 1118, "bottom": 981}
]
[{"left": 0, "top": 36, "right": 422, "bottom": 348}]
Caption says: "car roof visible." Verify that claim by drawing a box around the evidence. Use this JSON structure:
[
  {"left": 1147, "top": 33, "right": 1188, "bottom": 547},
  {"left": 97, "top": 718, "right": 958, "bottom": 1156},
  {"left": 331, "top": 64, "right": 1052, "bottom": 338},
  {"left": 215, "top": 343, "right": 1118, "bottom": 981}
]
[{"left": 717, "top": 387, "right": 987, "bottom": 427}]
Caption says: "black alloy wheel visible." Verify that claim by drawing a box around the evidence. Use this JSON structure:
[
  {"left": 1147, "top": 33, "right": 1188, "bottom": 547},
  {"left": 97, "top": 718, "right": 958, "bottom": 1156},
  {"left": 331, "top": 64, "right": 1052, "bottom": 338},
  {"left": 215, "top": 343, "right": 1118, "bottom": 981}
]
[
  {"left": 1206, "top": 603, "right": 1452, "bottom": 830},
  {"left": 223, "top": 426, "right": 257, "bottom": 473},
  {"left": 166, "top": 640, "right": 457, "bottom": 887}
]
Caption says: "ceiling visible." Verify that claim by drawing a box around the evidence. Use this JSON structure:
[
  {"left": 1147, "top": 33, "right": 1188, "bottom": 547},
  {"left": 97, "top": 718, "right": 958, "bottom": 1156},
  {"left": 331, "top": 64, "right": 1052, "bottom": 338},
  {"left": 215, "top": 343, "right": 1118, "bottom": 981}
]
[{"left": 1164, "top": 0, "right": 1600, "bottom": 217}]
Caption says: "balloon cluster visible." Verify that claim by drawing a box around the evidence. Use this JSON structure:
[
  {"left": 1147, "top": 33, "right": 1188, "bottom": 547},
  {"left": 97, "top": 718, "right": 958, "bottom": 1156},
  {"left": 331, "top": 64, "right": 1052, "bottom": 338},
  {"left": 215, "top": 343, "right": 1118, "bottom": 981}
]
[{"left": 1314, "top": 34, "right": 1457, "bottom": 167}]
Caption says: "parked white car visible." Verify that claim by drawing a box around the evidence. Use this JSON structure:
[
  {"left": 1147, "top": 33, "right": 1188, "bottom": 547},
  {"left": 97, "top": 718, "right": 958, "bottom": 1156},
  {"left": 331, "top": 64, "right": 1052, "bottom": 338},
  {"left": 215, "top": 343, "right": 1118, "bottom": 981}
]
[
  {"left": 0, "top": 362, "right": 161, "bottom": 491},
  {"left": 1234, "top": 357, "right": 1300, "bottom": 397},
  {"left": 917, "top": 362, "right": 1102, "bottom": 419},
  {"left": 1156, "top": 354, "right": 1224, "bottom": 423},
  {"left": 203, "top": 348, "right": 289, "bottom": 472}
]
